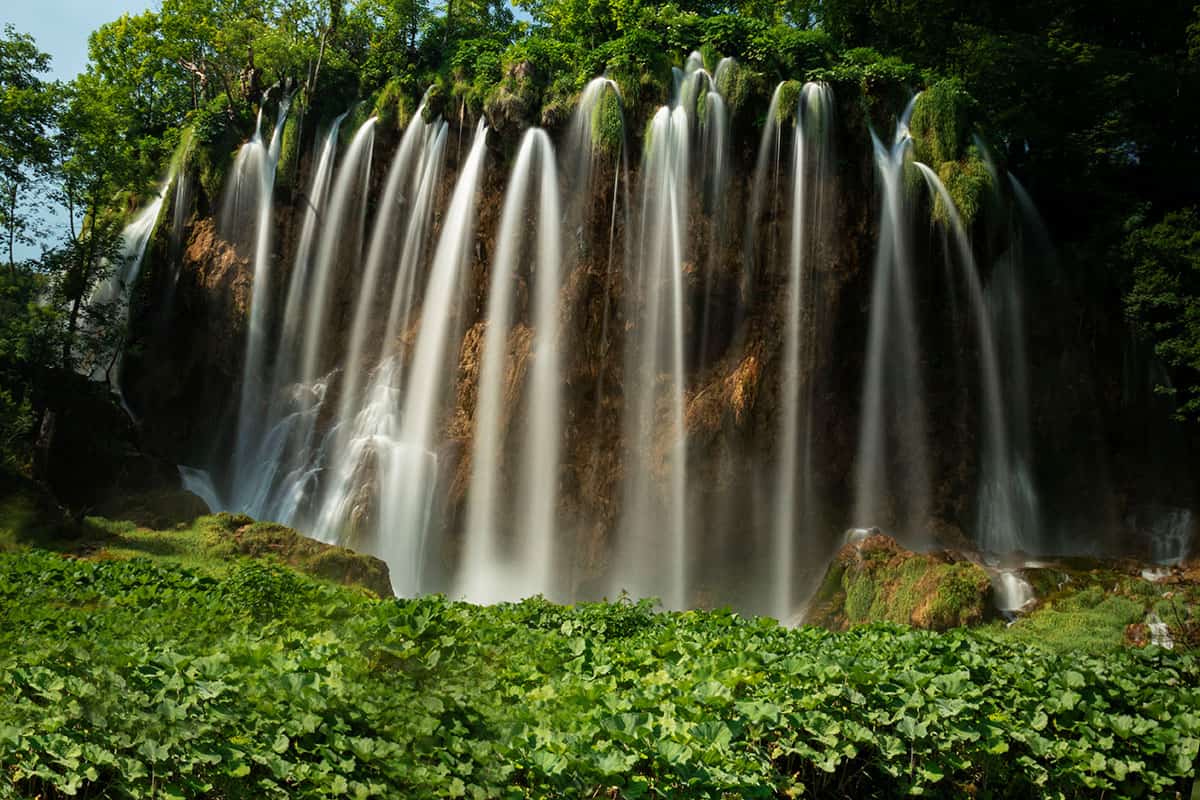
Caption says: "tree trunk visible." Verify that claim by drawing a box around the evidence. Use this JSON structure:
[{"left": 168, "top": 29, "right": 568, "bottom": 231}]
[
  {"left": 63, "top": 197, "right": 99, "bottom": 369},
  {"left": 7, "top": 182, "right": 17, "bottom": 276}
]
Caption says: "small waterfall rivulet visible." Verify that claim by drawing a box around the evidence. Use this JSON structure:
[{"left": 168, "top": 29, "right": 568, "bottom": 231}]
[
  {"left": 150, "top": 57, "right": 1087, "bottom": 614},
  {"left": 227, "top": 90, "right": 293, "bottom": 512},
  {"left": 611, "top": 52, "right": 726, "bottom": 610},
  {"left": 770, "top": 82, "right": 833, "bottom": 620},
  {"left": 746, "top": 82, "right": 787, "bottom": 294},
  {"left": 854, "top": 98, "right": 931, "bottom": 541},
  {"left": 460, "top": 128, "right": 563, "bottom": 603},
  {"left": 915, "top": 163, "right": 1017, "bottom": 554}
]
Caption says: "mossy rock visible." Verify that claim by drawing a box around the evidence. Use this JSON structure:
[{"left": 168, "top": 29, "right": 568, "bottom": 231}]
[
  {"left": 275, "top": 109, "right": 303, "bottom": 191},
  {"left": 909, "top": 78, "right": 975, "bottom": 167},
  {"left": 806, "top": 534, "right": 992, "bottom": 631},
  {"left": 714, "top": 61, "right": 765, "bottom": 119},
  {"left": 775, "top": 80, "right": 803, "bottom": 125},
  {"left": 590, "top": 86, "right": 624, "bottom": 158},
  {"left": 92, "top": 487, "right": 210, "bottom": 530},
  {"left": 198, "top": 514, "right": 392, "bottom": 597},
  {"left": 0, "top": 470, "right": 82, "bottom": 550},
  {"left": 373, "top": 76, "right": 414, "bottom": 133},
  {"left": 483, "top": 60, "right": 540, "bottom": 136}
]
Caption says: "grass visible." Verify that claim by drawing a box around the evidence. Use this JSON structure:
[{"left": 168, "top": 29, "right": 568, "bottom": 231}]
[{"left": 0, "top": 472, "right": 391, "bottom": 596}]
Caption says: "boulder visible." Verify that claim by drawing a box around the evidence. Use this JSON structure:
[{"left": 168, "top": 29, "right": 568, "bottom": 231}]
[
  {"left": 806, "top": 533, "right": 992, "bottom": 631},
  {"left": 199, "top": 513, "right": 394, "bottom": 598}
]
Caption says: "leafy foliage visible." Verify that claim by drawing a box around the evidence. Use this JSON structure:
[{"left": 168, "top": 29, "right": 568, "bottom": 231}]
[
  {"left": 1124, "top": 207, "right": 1200, "bottom": 419},
  {"left": 0, "top": 549, "right": 1196, "bottom": 799}
]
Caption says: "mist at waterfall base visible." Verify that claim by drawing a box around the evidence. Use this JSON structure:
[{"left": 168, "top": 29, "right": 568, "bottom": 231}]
[{"left": 112, "top": 59, "right": 1189, "bottom": 617}]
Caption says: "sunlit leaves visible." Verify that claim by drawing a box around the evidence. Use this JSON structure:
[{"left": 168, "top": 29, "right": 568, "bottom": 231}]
[{"left": 0, "top": 550, "right": 1197, "bottom": 798}]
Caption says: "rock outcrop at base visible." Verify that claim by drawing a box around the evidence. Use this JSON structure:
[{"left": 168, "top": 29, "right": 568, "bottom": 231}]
[
  {"left": 198, "top": 513, "right": 394, "bottom": 598},
  {"left": 806, "top": 533, "right": 992, "bottom": 631}
]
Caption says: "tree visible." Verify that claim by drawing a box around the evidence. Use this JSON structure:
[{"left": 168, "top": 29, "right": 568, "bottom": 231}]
[
  {"left": 1125, "top": 208, "right": 1200, "bottom": 420},
  {"left": 53, "top": 74, "right": 141, "bottom": 372},
  {"left": 0, "top": 25, "right": 58, "bottom": 273}
]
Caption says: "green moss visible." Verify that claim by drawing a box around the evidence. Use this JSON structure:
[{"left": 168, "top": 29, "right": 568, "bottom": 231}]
[
  {"left": 187, "top": 95, "right": 252, "bottom": 205},
  {"left": 590, "top": 86, "right": 624, "bottom": 157},
  {"left": 844, "top": 570, "right": 875, "bottom": 622},
  {"left": 934, "top": 150, "right": 993, "bottom": 227},
  {"left": 927, "top": 563, "right": 993, "bottom": 628},
  {"left": 775, "top": 80, "right": 803, "bottom": 125},
  {"left": 1002, "top": 587, "right": 1146, "bottom": 654},
  {"left": 344, "top": 101, "right": 374, "bottom": 137},
  {"left": 374, "top": 76, "right": 414, "bottom": 133},
  {"left": 910, "top": 78, "right": 975, "bottom": 167},
  {"left": 0, "top": 471, "right": 66, "bottom": 550},
  {"left": 815, "top": 535, "right": 992, "bottom": 631},
  {"left": 196, "top": 515, "right": 392, "bottom": 597},
  {"left": 422, "top": 79, "right": 448, "bottom": 122},
  {"left": 275, "top": 107, "right": 302, "bottom": 191},
  {"left": 714, "top": 60, "right": 762, "bottom": 117}
]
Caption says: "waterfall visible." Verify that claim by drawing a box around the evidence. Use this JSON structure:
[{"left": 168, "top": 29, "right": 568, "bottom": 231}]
[
  {"left": 914, "top": 163, "right": 1028, "bottom": 555},
  {"left": 381, "top": 120, "right": 448, "bottom": 349},
  {"left": 309, "top": 116, "right": 449, "bottom": 555},
  {"left": 314, "top": 120, "right": 488, "bottom": 594},
  {"left": 228, "top": 92, "right": 293, "bottom": 511},
  {"left": 275, "top": 111, "right": 349, "bottom": 396},
  {"left": 459, "top": 128, "right": 562, "bottom": 603},
  {"left": 297, "top": 117, "right": 377, "bottom": 397},
  {"left": 562, "top": 77, "right": 628, "bottom": 440},
  {"left": 696, "top": 86, "right": 729, "bottom": 364},
  {"left": 236, "top": 112, "right": 348, "bottom": 523},
  {"left": 163, "top": 66, "right": 1070, "bottom": 615},
  {"left": 746, "top": 83, "right": 787, "bottom": 294},
  {"left": 1146, "top": 613, "right": 1175, "bottom": 649},
  {"left": 992, "top": 569, "right": 1035, "bottom": 615},
  {"left": 339, "top": 107, "right": 431, "bottom": 427},
  {"left": 615, "top": 103, "right": 692, "bottom": 610},
  {"left": 853, "top": 98, "right": 930, "bottom": 541},
  {"left": 771, "top": 83, "right": 833, "bottom": 620}
]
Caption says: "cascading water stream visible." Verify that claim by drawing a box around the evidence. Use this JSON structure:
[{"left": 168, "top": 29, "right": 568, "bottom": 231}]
[
  {"left": 275, "top": 111, "right": 349, "bottom": 392},
  {"left": 311, "top": 115, "right": 450, "bottom": 553},
  {"left": 381, "top": 121, "right": 449, "bottom": 350},
  {"left": 914, "top": 162, "right": 1027, "bottom": 554},
  {"left": 338, "top": 109, "right": 431, "bottom": 426},
  {"left": 747, "top": 85, "right": 786, "bottom": 256},
  {"left": 314, "top": 121, "right": 489, "bottom": 594},
  {"left": 771, "top": 82, "right": 833, "bottom": 620},
  {"left": 85, "top": 176, "right": 173, "bottom": 398},
  {"left": 459, "top": 128, "right": 562, "bottom": 603},
  {"left": 229, "top": 92, "right": 292, "bottom": 509},
  {"left": 561, "top": 77, "right": 628, "bottom": 434},
  {"left": 242, "top": 112, "right": 350, "bottom": 523},
  {"left": 853, "top": 98, "right": 931, "bottom": 540},
  {"left": 298, "top": 116, "right": 377, "bottom": 396},
  {"left": 615, "top": 103, "right": 691, "bottom": 609}
]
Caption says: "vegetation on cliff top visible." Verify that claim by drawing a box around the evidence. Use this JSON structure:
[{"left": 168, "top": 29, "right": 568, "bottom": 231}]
[{"left": 2, "top": 0, "right": 1200, "bottom": 483}]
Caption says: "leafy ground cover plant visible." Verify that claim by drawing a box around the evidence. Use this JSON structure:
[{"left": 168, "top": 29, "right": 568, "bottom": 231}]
[{"left": 0, "top": 549, "right": 1196, "bottom": 799}]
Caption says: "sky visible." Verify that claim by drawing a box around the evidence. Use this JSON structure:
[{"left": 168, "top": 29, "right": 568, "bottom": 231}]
[
  {"left": 3, "top": 2, "right": 152, "bottom": 258},
  {"left": 3, "top": 0, "right": 153, "bottom": 81}
]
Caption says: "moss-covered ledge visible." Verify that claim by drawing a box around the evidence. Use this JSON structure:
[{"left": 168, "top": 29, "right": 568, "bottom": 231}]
[
  {"left": 806, "top": 533, "right": 992, "bottom": 631},
  {"left": 196, "top": 513, "right": 393, "bottom": 598}
]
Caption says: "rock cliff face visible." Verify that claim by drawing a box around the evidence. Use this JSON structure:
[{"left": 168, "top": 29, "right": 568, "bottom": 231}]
[{"left": 120, "top": 90, "right": 1198, "bottom": 610}]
